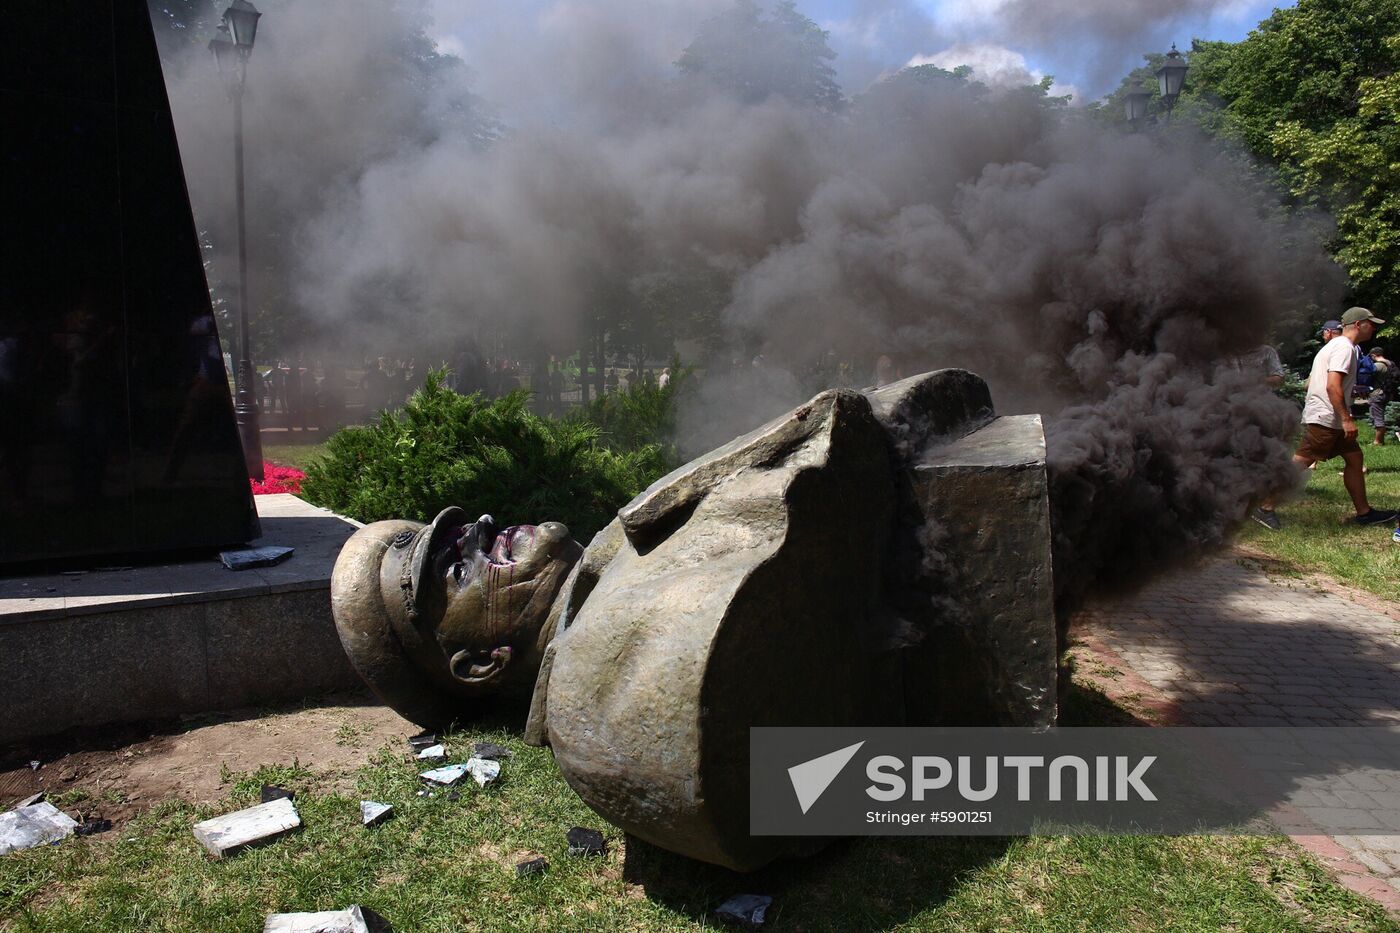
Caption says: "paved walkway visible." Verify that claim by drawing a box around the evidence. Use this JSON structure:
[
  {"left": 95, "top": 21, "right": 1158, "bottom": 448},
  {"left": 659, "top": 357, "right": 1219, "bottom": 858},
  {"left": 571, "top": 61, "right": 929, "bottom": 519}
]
[{"left": 1077, "top": 555, "right": 1400, "bottom": 910}]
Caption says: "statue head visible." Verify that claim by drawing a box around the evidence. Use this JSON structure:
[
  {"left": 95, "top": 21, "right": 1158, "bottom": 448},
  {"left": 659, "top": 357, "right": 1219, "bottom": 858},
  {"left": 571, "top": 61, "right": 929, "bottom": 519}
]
[{"left": 331, "top": 506, "right": 583, "bottom": 726}]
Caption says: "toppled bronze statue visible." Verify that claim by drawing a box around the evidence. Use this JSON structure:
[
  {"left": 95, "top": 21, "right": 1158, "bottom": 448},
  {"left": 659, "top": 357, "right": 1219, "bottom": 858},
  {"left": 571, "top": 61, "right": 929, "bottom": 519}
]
[{"left": 331, "top": 369, "right": 1055, "bottom": 870}]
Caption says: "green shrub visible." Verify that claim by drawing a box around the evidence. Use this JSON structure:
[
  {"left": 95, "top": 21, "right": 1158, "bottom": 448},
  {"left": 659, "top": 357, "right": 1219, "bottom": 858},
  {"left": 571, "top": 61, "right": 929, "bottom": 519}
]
[
  {"left": 301, "top": 371, "right": 671, "bottom": 540},
  {"left": 570, "top": 360, "right": 690, "bottom": 459},
  {"left": 1276, "top": 370, "right": 1307, "bottom": 406}
]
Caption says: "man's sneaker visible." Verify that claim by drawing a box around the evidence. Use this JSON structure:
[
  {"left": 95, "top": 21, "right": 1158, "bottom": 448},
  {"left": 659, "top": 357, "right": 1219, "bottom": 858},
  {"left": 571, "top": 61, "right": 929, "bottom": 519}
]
[
  {"left": 1354, "top": 508, "right": 1400, "bottom": 527},
  {"left": 1252, "top": 508, "right": 1282, "bottom": 531}
]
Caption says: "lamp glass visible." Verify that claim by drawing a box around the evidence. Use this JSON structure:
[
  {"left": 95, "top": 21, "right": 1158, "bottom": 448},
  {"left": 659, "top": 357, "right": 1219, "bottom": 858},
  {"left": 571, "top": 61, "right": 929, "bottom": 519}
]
[
  {"left": 209, "top": 29, "right": 234, "bottom": 74},
  {"left": 225, "top": 0, "right": 261, "bottom": 49},
  {"left": 1156, "top": 49, "right": 1187, "bottom": 100},
  {"left": 1125, "top": 87, "right": 1151, "bottom": 122}
]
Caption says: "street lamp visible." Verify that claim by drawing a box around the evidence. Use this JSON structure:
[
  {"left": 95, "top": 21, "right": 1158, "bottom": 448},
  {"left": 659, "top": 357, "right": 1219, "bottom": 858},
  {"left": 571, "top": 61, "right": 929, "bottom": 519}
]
[
  {"left": 1124, "top": 82, "right": 1151, "bottom": 126},
  {"left": 209, "top": 1, "right": 264, "bottom": 481},
  {"left": 1156, "top": 44, "right": 1188, "bottom": 122}
]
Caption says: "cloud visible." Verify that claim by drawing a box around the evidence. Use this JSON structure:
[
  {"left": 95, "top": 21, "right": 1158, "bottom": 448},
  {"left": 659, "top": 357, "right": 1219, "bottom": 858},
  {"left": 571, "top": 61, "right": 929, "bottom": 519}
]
[
  {"left": 818, "top": 0, "right": 946, "bottom": 93},
  {"left": 907, "top": 43, "right": 1080, "bottom": 101},
  {"left": 921, "top": 0, "right": 1262, "bottom": 95}
]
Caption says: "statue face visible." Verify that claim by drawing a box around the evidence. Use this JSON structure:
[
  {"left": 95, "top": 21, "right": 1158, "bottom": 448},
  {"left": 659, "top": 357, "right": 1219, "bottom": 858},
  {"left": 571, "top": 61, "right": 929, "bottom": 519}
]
[{"left": 412, "top": 509, "right": 581, "bottom": 696}]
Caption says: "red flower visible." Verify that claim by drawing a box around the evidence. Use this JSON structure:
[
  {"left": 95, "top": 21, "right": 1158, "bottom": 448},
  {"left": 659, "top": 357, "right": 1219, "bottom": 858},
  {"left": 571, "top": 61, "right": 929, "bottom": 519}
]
[{"left": 251, "top": 463, "right": 306, "bottom": 496}]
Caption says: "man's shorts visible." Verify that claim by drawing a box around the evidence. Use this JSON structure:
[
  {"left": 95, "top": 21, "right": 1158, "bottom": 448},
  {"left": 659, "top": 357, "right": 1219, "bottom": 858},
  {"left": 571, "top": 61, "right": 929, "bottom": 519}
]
[{"left": 1295, "top": 423, "right": 1362, "bottom": 462}]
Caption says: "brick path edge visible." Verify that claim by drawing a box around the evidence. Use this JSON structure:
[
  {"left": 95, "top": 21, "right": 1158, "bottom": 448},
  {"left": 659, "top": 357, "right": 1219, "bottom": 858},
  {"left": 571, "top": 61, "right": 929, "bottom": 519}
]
[{"left": 1069, "top": 630, "right": 1400, "bottom": 914}]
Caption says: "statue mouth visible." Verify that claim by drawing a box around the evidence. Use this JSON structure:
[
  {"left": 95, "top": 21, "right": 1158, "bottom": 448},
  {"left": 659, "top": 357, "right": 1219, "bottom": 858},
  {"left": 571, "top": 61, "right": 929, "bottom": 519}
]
[{"left": 413, "top": 508, "right": 553, "bottom": 595}]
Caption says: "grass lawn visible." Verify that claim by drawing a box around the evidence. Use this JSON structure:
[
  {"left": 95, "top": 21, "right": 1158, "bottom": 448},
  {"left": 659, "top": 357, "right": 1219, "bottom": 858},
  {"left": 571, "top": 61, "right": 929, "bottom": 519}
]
[
  {"left": 1237, "top": 425, "right": 1400, "bottom": 603},
  {"left": 3, "top": 690, "right": 1396, "bottom": 932},
  {"left": 261, "top": 442, "right": 329, "bottom": 473}
]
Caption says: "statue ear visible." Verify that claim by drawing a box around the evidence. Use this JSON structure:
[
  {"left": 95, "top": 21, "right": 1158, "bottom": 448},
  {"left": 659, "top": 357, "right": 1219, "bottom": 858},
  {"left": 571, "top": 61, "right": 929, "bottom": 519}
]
[
  {"left": 448, "top": 646, "right": 512, "bottom": 686},
  {"left": 618, "top": 398, "right": 831, "bottom": 552}
]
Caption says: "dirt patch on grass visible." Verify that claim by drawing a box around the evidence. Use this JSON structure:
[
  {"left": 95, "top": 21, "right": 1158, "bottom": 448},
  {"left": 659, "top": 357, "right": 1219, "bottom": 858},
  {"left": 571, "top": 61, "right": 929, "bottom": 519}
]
[
  {"left": 0, "top": 692, "right": 415, "bottom": 826},
  {"left": 1233, "top": 545, "right": 1400, "bottom": 624}
]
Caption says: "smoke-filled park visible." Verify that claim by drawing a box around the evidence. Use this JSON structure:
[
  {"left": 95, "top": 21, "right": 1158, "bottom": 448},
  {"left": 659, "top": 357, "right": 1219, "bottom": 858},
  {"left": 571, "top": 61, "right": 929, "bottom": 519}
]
[{"left": 2, "top": 0, "right": 1400, "bottom": 928}]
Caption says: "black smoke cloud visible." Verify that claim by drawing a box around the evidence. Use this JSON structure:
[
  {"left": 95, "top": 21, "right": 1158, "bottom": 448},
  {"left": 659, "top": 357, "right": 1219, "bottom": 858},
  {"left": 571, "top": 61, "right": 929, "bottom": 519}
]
[{"left": 159, "top": 0, "right": 1343, "bottom": 611}]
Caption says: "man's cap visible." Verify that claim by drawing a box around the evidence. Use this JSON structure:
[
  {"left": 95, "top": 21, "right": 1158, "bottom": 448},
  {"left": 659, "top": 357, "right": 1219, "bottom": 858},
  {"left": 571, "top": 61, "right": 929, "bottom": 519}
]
[
  {"left": 1321, "top": 320, "right": 1341, "bottom": 334},
  {"left": 1340, "top": 307, "right": 1385, "bottom": 327}
]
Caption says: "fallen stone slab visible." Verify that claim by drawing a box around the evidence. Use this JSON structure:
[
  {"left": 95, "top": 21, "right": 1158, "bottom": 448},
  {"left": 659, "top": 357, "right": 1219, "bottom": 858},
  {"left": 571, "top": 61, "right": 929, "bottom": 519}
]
[
  {"left": 414, "top": 744, "right": 445, "bottom": 761},
  {"left": 360, "top": 801, "right": 393, "bottom": 827},
  {"left": 715, "top": 894, "right": 773, "bottom": 928},
  {"left": 0, "top": 802, "right": 79, "bottom": 855},
  {"left": 193, "top": 797, "right": 301, "bottom": 857},
  {"left": 263, "top": 905, "right": 391, "bottom": 933},
  {"left": 12, "top": 793, "right": 44, "bottom": 809}
]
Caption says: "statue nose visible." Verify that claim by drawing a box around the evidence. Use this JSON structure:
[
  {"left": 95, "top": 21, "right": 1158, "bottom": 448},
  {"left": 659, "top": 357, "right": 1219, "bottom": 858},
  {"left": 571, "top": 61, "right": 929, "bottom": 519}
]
[{"left": 465, "top": 515, "right": 497, "bottom": 553}]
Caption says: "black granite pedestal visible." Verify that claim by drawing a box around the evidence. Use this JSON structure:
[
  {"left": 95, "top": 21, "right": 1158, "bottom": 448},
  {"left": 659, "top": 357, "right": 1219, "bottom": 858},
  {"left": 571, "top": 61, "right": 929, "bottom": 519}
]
[{"left": 1, "top": 0, "right": 259, "bottom": 566}]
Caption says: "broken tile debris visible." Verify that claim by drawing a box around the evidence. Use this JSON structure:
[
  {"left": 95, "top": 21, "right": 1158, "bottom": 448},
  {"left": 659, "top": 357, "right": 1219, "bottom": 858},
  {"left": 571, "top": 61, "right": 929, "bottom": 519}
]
[
  {"left": 261, "top": 784, "right": 295, "bottom": 803},
  {"left": 420, "top": 764, "right": 469, "bottom": 786},
  {"left": 472, "top": 742, "right": 513, "bottom": 760},
  {"left": 262, "top": 904, "right": 392, "bottom": 932},
  {"left": 220, "top": 545, "right": 295, "bottom": 571},
  {"left": 566, "top": 827, "right": 606, "bottom": 857},
  {"left": 463, "top": 757, "right": 501, "bottom": 787},
  {"left": 414, "top": 744, "right": 445, "bottom": 760},
  {"left": 715, "top": 894, "right": 773, "bottom": 928},
  {"left": 406, "top": 731, "right": 438, "bottom": 750},
  {"left": 74, "top": 818, "right": 112, "bottom": 836},
  {"left": 515, "top": 856, "right": 548, "bottom": 877},
  {"left": 0, "top": 802, "right": 79, "bottom": 855},
  {"left": 192, "top": 797, "right": 301, "bottom": 858},
  {"left": 13, "top": 793, "right": 44, "bottom": 809},
  {"left": 360, "top": 801, "right": 393, "bottom": 827}
]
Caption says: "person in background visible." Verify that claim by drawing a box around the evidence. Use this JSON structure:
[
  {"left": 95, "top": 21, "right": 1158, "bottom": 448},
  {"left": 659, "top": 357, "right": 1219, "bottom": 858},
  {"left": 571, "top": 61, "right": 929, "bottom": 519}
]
[
  {"left": 1254, "top": 308, "right": 1399, "bottom": 530},
  {"left": 1369, "top": 347, "right": 1395, "bottom": 445},
  {"left": 1222, "top": 344, "right": 1285, "bottom": 388},
  {"left": 873, "top": 354, "right": 896, "bottom": 387}
]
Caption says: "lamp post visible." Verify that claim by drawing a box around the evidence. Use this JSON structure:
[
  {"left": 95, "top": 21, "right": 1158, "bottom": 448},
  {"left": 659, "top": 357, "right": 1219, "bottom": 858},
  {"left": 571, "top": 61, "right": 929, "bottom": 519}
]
[
  {"left": 210, "top": 0, "right": 264, "bottom": 481},
  {"left": 1155, "top": 44, "right": 1188, "bottom": 123},
  {"left": 1124, "top": 82, "right": 1151, "bottom": 127}
]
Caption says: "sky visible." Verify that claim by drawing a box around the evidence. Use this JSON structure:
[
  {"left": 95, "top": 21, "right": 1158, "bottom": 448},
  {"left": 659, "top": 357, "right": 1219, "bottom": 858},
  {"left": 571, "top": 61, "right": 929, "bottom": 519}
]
[
  {"left": 819, "top": 0, "right": 1292, "bottom": 101},
  {"left": 428, "top": 0, "right": 1295, "bottom": 108}
]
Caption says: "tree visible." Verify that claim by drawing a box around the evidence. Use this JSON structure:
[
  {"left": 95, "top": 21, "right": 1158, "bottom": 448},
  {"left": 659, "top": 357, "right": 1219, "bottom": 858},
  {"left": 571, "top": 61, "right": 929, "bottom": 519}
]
[
  {"left": 1181, "top": 0, "right": 1400, "bottom": 335},
  {"left": 676, "top": 0, "right": 844, "bottom": 112},
  {"left": 1271, "top": 36, "right": 1400, "bottom": 327}
]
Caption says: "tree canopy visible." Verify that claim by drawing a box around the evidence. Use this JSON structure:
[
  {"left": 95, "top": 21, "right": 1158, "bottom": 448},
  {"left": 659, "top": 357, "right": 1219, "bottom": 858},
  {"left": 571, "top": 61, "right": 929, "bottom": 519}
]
[
  {"left": 676, "top": 0, "right": 844, "bottom": 112},
  {"left": 1102, "top": 0, "right": 1400, "bottom": 339}
]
